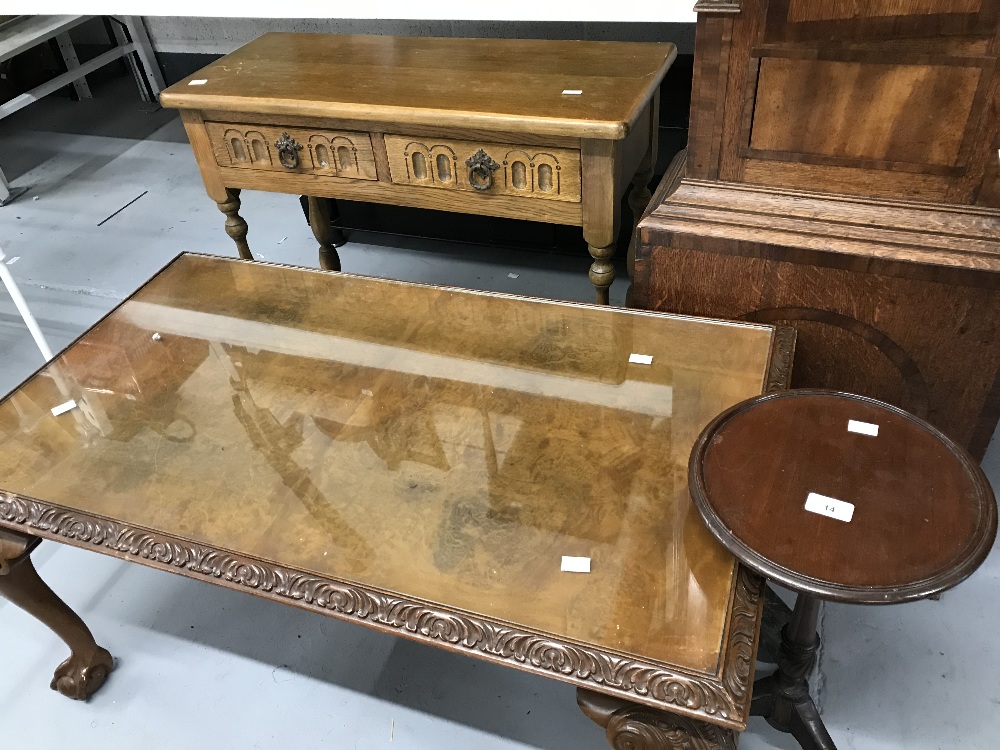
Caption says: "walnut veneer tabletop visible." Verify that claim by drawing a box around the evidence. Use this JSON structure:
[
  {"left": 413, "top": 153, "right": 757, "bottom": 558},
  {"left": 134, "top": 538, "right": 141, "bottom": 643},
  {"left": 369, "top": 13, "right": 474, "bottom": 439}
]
[{"left": 0, "top": 255, "right": 784, "bottom": 726}]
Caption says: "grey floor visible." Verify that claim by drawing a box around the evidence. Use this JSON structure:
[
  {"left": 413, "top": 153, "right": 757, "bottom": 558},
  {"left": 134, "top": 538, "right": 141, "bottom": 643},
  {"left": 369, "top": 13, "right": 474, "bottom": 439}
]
[{"left": 1, "top": 75, "right": 999, "bottom": 750}]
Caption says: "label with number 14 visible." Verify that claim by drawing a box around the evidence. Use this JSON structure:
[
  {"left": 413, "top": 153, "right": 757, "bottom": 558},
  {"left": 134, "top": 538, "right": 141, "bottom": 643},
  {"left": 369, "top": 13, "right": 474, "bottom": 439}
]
[{"left": 804, "top": 492, "right": 855, "bottom": 523}]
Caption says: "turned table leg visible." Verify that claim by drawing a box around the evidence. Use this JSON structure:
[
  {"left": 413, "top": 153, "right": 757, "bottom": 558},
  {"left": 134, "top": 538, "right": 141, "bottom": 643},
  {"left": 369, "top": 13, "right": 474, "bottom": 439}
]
[
  {"left": 0, "top": 530, "right": 113, "bottom": 700},
  {"left": 308, "top": 196, "right": 343, "bottom": 271},
  {"left": 578, "top": 688, "right": 738, "bottom": 750},
  {"left": 750, "top": 594, "right": 836, "bottom": 750},
  {"left": 587, "top": 243, "right": 616, "bottom": 306},
  {"left": 582, "top": 139, "right": 622, "bottom": 306},
  {"left": 216, "top": 187, "right": 252, "bottom": 260}
]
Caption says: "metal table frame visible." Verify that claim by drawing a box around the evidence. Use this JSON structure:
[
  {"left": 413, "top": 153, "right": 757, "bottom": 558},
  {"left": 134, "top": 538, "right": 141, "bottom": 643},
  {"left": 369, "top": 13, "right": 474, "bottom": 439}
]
[{"left": 0, "top": 15, "right": 165, "bottom": 206}]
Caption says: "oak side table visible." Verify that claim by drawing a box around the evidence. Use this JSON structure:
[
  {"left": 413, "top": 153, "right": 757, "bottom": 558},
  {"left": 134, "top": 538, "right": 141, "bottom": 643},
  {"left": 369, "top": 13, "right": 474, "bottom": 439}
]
[
  {"left": 160, "top": 34, "right": 675, "bottom": 304},
  {"left": 688, "top": 389, "right": 997, "bottom": 750}
]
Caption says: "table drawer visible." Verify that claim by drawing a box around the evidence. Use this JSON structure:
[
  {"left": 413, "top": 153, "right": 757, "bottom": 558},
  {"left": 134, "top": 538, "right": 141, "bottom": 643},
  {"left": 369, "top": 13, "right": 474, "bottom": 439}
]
[
  {"left": 384, "top": 135, "right": 581, "bottom": 202},
  {"left": 206, "top": 122, "right": 378, "bottom": 180}
]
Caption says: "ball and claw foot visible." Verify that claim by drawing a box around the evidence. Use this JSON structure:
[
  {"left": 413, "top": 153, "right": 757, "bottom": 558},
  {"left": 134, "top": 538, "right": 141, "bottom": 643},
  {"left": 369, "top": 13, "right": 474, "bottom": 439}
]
[
  {"left": 0, "top": 532, "right": 115, "bottom": 701},
  {"left": 50, "top": 646, "right": 114, "bottom": 700}
]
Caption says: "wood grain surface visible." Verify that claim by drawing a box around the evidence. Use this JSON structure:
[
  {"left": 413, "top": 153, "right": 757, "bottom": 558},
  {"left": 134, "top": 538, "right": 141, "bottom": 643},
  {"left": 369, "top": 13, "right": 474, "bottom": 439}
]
[
  {"left": 0, "top": 253, "right": 779, "bottom": 675},
  {"left": 160, "top": 34, "right": 676, "bottom": 140},
  {"left": 206, "top": 122, "right": 378, "bottom": 179},
  {"left": 383, "top": 134, "right": 581, "bottom": 202},
  {"left": 786, "top": 0, "right": 981, "bottom": 22},
  {"left": 749, "top": 57, "right": 981, "bottom": 168},
  {"left": 215, "top": 165, "right": 585, "bottom": 225},
  {"left": 635, "top": 179, "right": 1000, "bottom": 457},
  {"left": 634, "top": 0, "right": 1000, "bottom": 458},
  {"left": 689, "top": 390, "right": 997, "bottom": 602},
  {"left": 684, "top": 0, "right": 1000, "bottom": 204}
]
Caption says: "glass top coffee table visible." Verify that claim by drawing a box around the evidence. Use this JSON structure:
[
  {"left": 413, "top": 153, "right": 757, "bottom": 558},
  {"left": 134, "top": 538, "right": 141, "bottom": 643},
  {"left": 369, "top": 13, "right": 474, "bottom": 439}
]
[{"left": 0, "top": 254, "right": 793, "bottom": 748}]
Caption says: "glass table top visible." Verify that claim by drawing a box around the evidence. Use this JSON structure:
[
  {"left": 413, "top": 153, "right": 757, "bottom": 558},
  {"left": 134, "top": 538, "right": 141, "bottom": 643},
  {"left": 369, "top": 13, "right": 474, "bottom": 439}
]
[{"left": 0, "top": 254, "right": 776, "bottom": 674}]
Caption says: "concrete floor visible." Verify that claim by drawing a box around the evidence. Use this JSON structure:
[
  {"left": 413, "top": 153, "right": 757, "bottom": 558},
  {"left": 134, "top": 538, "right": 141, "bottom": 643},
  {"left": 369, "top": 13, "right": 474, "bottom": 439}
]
[{"left": 1, "top": 75, "right": 999, "bottom": 750}]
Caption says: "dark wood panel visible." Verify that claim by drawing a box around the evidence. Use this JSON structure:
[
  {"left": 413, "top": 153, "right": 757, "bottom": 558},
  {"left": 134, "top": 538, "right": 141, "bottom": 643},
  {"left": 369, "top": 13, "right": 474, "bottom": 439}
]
[
  {"left": 742, "top": 159, "right": 951, "bottom": 201},
  {"left": 765, "top": 0, "right": 999, "bottom": 42},
  {"left": 947, "top": 55, "right": 1000, "bottom": 204},
  {"left": 750, "top": 57, "right": 981, "bottom": 168},
  {"left": 787, "top": 0, "right": 981, "bottom": 23},
  {"left": 687, "top": 15, "right": 734, "bottom": 180},
  {"left": 741, "top": 147, "right": 962, "bottom": 177},
  {"left": 636, "top": 236, "right": 1000, "bottom": 458},
  {"left": 664, "top": 0, "right": 1000, "bottom": 462},
  {"left": 718, "top": 0, "right": 767, "bottom": 182},
  {"left": 639, "top": 178, "right": 1000, "bottom": 278}
]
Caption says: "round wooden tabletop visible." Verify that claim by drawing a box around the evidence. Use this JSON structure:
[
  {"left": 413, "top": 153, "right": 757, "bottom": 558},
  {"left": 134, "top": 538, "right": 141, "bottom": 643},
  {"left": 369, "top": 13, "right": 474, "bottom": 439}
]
[{"left": 688, "top": 390, "right": 997, "bottom": 604}]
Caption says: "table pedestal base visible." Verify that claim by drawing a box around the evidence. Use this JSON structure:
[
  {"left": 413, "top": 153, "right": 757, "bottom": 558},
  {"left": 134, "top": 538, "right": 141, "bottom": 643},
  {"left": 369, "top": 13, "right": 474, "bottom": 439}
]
[
  {"left": 578, "top": 688, "right": 737, "bottom": 750},
  {"left": 750, "top": 593, "right": 836, "bottom": 750}
]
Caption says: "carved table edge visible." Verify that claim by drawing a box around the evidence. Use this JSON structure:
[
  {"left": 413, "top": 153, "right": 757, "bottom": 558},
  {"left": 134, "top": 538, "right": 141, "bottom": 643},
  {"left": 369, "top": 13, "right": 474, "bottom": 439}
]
[
  {"left": 0, "top": 491, "right": 758, "bottom": 730},
  {"left": 765, "top": 326, "right": 797, "bottom": 394}
]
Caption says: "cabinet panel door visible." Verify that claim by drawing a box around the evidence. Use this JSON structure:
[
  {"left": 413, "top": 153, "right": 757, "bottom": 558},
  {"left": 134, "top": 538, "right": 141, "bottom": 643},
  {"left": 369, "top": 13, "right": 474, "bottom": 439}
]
[
  {"left": 716, "top": 0, "right": 1000, "bottom": 204},
  {"left": 748, "top": 57, "right": 983, "bottom": 170}
]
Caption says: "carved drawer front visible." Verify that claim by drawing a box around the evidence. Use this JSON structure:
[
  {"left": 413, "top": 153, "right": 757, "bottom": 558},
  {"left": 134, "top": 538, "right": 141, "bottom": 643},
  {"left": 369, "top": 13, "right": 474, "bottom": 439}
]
[
  {"left": 206, "top": 123, "right": 378, "bottom": 180},
  {"left": 384, "top": 135, "right": 581, "bottom": 202}
]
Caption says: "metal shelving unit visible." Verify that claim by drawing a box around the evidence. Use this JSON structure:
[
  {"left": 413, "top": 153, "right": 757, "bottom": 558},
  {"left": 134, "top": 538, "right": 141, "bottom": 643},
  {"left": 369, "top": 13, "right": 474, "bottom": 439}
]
[{"left": 0, "top": 15, "right": 165, "bottom": 206}]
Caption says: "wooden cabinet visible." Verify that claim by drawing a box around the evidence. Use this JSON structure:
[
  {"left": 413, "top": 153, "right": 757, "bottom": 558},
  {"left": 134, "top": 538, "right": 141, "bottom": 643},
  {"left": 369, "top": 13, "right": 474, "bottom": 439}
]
[
  {"left": 633, "top": 0, "right": 1000, "bottom": 458},
  {"left": 687, "top": 0, "right": 1000, "bottom": 204}
]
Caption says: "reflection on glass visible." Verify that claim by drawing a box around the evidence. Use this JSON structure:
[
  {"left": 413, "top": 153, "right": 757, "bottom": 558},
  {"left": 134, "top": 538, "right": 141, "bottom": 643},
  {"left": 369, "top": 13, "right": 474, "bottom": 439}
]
[{"left": 0, "top": 254, "right": 775, "bottom": 672}]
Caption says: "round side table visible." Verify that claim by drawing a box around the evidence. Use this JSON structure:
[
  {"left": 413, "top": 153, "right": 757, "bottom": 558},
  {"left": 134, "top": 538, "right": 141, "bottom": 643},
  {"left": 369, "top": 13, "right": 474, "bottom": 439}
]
[{"left": 688, "top": 389, "right": 997, "bottom": 750}]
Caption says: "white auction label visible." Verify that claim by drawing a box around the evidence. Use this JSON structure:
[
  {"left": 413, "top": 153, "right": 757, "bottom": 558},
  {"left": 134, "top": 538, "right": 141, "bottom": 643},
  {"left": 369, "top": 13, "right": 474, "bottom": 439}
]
[
  {"left": 50, "top": 400, "right": 77, "bottom": 416},
  {"left": 562, "top": 89, "right": 583, "bottom": 95},
  {"left": 805, "top": 492, "right": 854, "bottom": 523},
  {"left": 189, "top": 79, "right": 208, "bottom": 85},
  {"left": 628, "top": 353, "right": 654, "bottom": 365},
  {"left": 848, "top": 419, "right": 879, "bottom": 437},
  {"left": 561, "top": 556, "right": 591, "bottom": 573}
]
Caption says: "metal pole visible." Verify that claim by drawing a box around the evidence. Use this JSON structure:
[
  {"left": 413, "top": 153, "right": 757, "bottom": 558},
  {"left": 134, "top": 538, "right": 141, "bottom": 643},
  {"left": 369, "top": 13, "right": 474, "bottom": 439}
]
[{"left": 0, "top": 247, "right": 54, "bottom": 361}]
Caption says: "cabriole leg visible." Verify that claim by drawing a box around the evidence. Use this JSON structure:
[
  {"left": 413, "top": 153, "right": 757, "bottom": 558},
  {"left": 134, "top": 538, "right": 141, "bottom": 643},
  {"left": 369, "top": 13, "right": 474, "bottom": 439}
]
[{"left": 0, "top": 530, "right": 113, "bottom": 700}]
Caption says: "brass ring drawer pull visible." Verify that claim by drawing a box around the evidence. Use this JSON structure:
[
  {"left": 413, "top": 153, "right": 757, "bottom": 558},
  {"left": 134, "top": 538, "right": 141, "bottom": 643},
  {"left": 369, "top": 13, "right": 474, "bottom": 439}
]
[
  {"left": 466, "top": 149, "right": 500, "bottom": 191},
  {"left": 275, "top": 132, "right": 303, "bottom": 169}
]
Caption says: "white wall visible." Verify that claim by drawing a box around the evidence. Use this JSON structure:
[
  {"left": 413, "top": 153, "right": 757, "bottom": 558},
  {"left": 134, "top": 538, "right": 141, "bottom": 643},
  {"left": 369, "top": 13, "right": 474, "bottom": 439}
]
[
  {"left": 143, "top": 17, "right": 697, "bottom": 56},
  {"left": 16, "top": 1, "right": 698, "bottom": 23}
]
